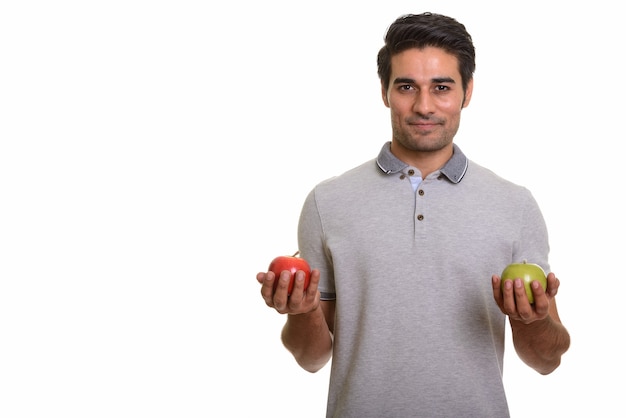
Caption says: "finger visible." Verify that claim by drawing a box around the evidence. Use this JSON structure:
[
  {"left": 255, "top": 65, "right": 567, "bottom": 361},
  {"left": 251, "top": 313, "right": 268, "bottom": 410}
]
[
  {"left": 272, "top": 271, "right": 292, "bottom": 312},
  {"left": 491, "top": 275, "right": 503, "bottom": 306},
  {"left": 501, "top": 278, "right": 517, "bottom": 314},
  {"left": 546, "top": 272, "right": 559, "bottom": 297},
  {"left": 529, "top": 281, "right": 549, "bottom": 318},
  {"left": 513, "top": 279, "right": 534, "bottom": 321},
  {"left": 290, "top": 270, "right": 308, "bottom": 295},
  {"left": 259, "top": 271, "right": 277, "bottom": 304},
  {"left": 256, "top": 272, "right": 266, "bottom": 284},
  {"left": 287, "top": 270, "right": 308, "bottom": 307},
  {"left": 305, "top": 269, "right": 321, "bottom": 299},
  {"left": 530, "top": 279, "right": 547, "bottom": 301}
]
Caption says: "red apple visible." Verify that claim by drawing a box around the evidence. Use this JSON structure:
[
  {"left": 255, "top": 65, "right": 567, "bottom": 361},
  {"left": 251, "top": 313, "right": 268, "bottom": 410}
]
[
  {"left": 268, "top": 251, "right": 311, "bottom": 295},
  {"left": 500, "top": 260, "right": 547, "bottom": 304}
]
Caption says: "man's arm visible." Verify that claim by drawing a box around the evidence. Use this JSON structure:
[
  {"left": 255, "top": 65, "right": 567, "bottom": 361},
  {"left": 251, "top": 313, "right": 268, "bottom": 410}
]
[
  {"left": 493, "top": 272, "right": 571, "bottom": 374},
  {"left": 282, "top": 300, "right": 334, "bottom": 373},
  {"left": 258, "top": 269, "right": 334, "bottom": 373},
  {"left": 509, "top": 299, "right": 570, "bottom": 374}
]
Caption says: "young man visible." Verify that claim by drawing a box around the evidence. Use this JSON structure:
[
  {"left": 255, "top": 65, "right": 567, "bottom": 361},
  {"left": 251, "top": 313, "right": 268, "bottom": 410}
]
[{"left": 257, "top": 12, "right": 570, "bottom": 417}]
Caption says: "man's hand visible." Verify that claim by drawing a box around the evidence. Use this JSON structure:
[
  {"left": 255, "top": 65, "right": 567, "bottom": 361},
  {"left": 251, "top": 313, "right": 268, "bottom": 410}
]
[
  {"left": 493, "top": 272, "right": 570, "bottom": 374},
  {"left": 492, "top": 272, "right": 560, "bottom": 324},
  {"left": 257, "top": 269, "right": 321, "bottom": 315}
]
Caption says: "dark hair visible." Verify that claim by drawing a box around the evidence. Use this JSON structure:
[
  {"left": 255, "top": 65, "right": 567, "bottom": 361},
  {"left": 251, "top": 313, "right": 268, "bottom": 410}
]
[{"left": 377, "top": 12, "right": 476, "bottom": 93}]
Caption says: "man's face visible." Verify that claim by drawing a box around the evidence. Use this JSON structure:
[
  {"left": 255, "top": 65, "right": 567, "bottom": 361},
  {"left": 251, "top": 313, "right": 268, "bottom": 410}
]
[{"left": 382, "top": 47, "right": 473, "bottom": 155}]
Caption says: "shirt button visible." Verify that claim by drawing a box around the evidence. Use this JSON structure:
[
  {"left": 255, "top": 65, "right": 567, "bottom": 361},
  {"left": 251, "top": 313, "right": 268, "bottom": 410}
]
[
  {"left": 417, "top": 214, "right": 424, "bottom": 221},
  {"left": 408, "top": 169, "right": 415, "bottom": 176},
  {"left": 418, "top": 189, "right": 424, "bottom": 196}
]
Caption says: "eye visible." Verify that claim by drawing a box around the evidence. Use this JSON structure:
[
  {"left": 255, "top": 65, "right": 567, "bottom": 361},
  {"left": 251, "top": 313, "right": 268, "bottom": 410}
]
[
  {"left": 398, "top": 84, "right": 415, "bottom": 92},
  {"left": 434, "top": 85, "right": 450, "bottom": 92}
]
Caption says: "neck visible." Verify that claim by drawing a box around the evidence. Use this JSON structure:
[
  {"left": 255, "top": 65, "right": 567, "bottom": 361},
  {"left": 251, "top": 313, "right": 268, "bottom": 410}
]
[{"left": 390, "top": 142, "right": 454, "bottom": 178}]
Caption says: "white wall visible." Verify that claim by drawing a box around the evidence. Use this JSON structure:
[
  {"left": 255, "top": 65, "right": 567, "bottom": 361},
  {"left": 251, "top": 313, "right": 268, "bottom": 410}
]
[{"left": 1, "top": 1, "right": 624, "bottom": 417}]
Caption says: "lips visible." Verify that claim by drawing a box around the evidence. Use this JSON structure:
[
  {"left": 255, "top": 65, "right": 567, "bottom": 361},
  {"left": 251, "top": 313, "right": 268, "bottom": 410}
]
[
  {"left": 408, "top": 121, "right": 439, "bottom": 131},
  {"left": 407, "top": 118, "right": 442, "bottom": 128}
]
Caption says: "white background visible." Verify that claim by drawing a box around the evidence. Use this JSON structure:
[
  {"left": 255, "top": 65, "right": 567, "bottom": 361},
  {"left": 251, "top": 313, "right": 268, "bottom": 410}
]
[{"left": 1, "top": 1, "right": 624, "bottom": 417}]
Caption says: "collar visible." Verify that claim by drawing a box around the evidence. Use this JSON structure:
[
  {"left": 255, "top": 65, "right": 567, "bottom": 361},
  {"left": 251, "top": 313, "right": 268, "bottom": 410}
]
[{"left": 376, "top": 141, "right": 468, "bottom": 184}]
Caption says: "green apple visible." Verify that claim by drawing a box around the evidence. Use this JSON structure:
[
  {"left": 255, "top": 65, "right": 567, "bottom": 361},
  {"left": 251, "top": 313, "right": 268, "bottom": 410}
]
[{"left": 500, "top": 260, "right": 547, "bottom": 304}]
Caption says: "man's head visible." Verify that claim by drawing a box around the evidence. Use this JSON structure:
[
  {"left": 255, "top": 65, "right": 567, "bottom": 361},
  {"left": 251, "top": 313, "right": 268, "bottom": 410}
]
[
  {"left": 377, "top": 13, "right": 476, "bottom": 169},
  {"left": 377, "top": 13, "right": 475, "bottom": 95}
]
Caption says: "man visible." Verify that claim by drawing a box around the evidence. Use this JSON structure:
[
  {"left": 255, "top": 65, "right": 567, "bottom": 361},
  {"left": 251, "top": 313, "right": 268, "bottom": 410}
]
[{"left": 257, "top": 12, "right": 570, "bottom": 417}]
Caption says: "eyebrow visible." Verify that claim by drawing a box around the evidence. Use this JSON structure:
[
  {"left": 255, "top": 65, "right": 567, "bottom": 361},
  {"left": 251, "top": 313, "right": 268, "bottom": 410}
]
[{"left": 393, "top": 77, "right": 456, "bottom": 85}]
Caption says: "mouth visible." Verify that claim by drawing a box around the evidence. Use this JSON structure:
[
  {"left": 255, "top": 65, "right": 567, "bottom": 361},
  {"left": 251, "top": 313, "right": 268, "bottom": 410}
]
[{"left": 408, "top": 121, "right": 440, "bottom": 131}]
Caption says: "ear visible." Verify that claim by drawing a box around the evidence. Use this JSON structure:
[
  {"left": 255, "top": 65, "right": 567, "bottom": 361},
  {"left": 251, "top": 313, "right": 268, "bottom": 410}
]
[
  {"left": 462, "top": 78, "right": 474, "bottom": 108},
  {"left": 381, "top": 82, "right": 390, "bottom": 108}
]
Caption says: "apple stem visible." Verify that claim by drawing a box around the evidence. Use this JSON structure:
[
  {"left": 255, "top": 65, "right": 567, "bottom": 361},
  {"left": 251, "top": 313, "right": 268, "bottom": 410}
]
[
  {"left": 292, "top": 251, "right": 300, "bottom": 257},
  {"left": 523, "top": 259, "right": 527, "bottom": 264}
]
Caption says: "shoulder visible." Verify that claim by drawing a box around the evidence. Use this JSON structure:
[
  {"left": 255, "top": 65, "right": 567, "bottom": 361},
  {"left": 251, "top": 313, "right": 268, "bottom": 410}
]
[
  {"left": 464, "top": 160, "right": 538, "bottom": 207},
  {"left": 313, "top": 158, "right": 379, "bottom": 194},
  {"left": 466, "top": 160, "right": 528, "bottom": 189}
]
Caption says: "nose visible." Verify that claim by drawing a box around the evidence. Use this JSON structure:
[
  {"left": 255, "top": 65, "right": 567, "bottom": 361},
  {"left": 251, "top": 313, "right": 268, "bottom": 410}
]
[{"left": 412, "top": 92, "right": 434, "bottom": 115}]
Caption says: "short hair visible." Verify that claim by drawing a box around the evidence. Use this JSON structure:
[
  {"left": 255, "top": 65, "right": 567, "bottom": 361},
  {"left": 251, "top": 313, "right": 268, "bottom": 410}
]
[{"left": 377, "top": 12, "right": 476, "bottom": 93}]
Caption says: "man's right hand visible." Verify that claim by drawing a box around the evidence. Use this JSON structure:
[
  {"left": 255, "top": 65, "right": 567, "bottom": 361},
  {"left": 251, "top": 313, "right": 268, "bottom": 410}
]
[{"left": 257, "top": 269, "right": 321, "bottom": 315}]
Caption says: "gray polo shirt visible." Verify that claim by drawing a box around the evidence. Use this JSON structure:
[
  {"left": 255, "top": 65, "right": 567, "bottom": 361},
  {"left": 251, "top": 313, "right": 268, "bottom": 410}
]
[{"left": 297, "top": 142, "right": 550, "bottom": 418}]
